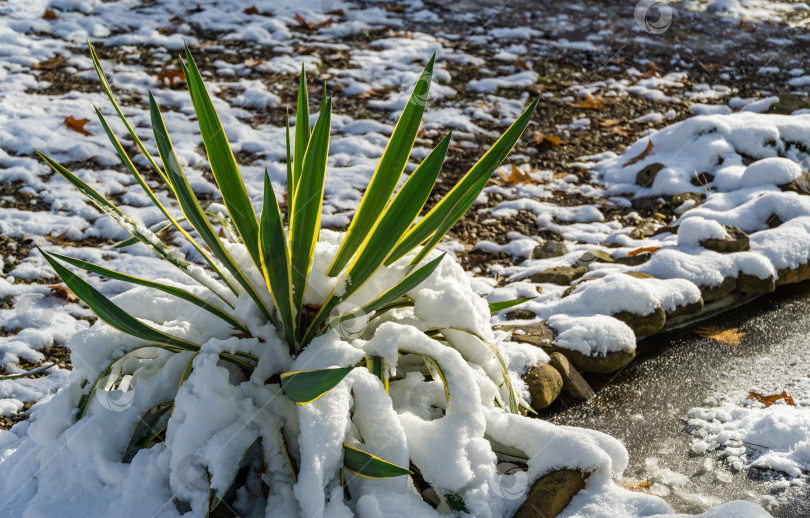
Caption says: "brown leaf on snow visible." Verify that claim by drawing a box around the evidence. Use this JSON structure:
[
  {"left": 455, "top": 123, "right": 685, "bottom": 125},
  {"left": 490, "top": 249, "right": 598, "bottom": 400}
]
[
  {"left": 529, "top": 131, "right": 562, "bottom": 149},
  {"left": 243, "top": 5, "right": 259, "bottom": 14},
  {"left": 158, "top": 68, "right": 186, "bottom": 86},
  {"left": 515, "top": 57, "right": 530, "bottom": 71},
  {"left": 42, "top": 9, "right": 59, "bottom": 20},
  {"left": 747, "top": 391, "right": 795, "bottom": 406},
  {"left": 499, "top": 164, "right": 534, "bottom": 185},
  {"left": 623, "top": 139, "right": 654, "bottom": 167},
  {"left": 694, "top": 326, "right": 745, "bottom": 347},
  {"left": 244, "top": 58, "right": 264, "bottom": 69},
  {"left": 64, "top": 116, "right": 92, "bottom": 136},
  {"left": 33, "top": 56, "right": 68, "bottom": 70},
  {"left": 295, "top": 13, "right": 334, "bottom": 29},
  {"left": 384, "top": 3, "right": 407, "bottom": 12},
  {"left": 324, "top": 8, "right": 345, "bottom": 16},
  {"left": 50, "top": 285, "right": 78, "bottom": 303},
  {"left": 627, "top": 246, "right": 659, "bottom": 256},
  {"left": 639, "top": 61, "right": 658, "bottom": 78},
  {"left": 621, "top": 479, "right": 652, "bottom": 493}
]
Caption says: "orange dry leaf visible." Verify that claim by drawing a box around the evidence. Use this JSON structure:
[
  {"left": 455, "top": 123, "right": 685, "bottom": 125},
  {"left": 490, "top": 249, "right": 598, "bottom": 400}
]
[
  {"left": 42, "top": 9, "right": 59, "bottom": 20},
  {"left": 529, "top": 131, "right": 562, "bottom": 149},
  {"left": 621, "top": 479, "right": 652, "bottom": 493},
  {"left": 158, "top": 68, "right": 186, "bottom": 86},
  {"left": 627, "top": 246, "right": 659, "bottom": 256},
  {"left": 500, "top": 164, "right": 533, "bottom": 185},
  {"left": 243, "top": 5, "right": 259, "bottom": 14},
  {"left": 623, "top": 139, "right": 654, "bottom": 167},
  {"left": 33, "top": 56, "right": 68, "bottom": 70},
  {"left": 515, "top": 57, "right": 530, "bottom": 71},
  {"left": 747, "top": 391, "right": 795, "bottom": 406},
  {"left": 694, "top": 326, "right": 745, "bottom": 347},
  {"left": 639, "top": 61, "right": 658, "bottom": 78},
  {"left": 295, "top": 13, "right": 334, "bottom": 29},
  {"left": 324, "top": 8, "right": 345, "bottom": 16},
  {"left": 244, "top": 58, "right": 263, "bottom": 68},
  {"left": 599, "top": 118, "right": 622, "bottom": 128},
  {"left": 64, "top": 116, "right": 92, "bottom": 136},
  {"left": 50, "top": 285, "right": 78, "bottom": 303},
  {"left": 384, "top": 3, "right": 407, "bottom": 12},
  {"left": 568, "top": 94, "right": 604, "bottom": 110}
]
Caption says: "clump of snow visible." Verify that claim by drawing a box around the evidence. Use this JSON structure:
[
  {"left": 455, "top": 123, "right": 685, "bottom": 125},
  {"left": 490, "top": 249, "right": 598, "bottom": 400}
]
[
  {"left": 740, "top": 157, "right": 802, "bottom": 188},
  {"left": 546, "top": 314, "right": 636, "bottom": 356}
]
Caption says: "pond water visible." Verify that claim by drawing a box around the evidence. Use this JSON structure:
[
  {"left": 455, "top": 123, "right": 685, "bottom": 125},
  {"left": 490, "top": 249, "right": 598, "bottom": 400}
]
[{"left": 547, "top": 283, "right": 810, "bottom": 517}]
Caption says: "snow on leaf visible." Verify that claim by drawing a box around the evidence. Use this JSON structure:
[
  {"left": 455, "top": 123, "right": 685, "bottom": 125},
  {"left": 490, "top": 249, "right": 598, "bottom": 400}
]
[
  {"left": 620, "top": 479, "right": 652, "bottom": 493},
  {"left": 747, "top": 391, "right": 795, "bottom": 406},
  {"left": 694, "top": 326, "right": 745, "bottom": 346},
  {"left": 64, "top": 116, "right": 92, "bottom": 136},
  {"left": 623, "top": 139, "right": 654, "bottom": 167}
]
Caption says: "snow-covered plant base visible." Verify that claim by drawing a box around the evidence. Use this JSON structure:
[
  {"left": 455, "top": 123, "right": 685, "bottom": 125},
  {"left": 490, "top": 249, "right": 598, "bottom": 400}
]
[{"left": 0, "top": 231, "right": 621, "bottom": 517}]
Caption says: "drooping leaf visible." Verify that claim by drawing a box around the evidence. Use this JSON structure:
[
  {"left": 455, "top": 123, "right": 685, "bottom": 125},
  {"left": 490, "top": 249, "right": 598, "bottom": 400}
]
[
  {"left": 327, "top": 54, "right": 435, "bottom": 276},
  {"left": 48, "top": 252, "right": 249, "bottom": 335},
  {"left": 259, "top": 172, "right": 295, "bottom": 345},
  {"left": 123, "top": 401, "right": 174, "bottom": 463},
  {"left": 386, "top": 97, "right": 539, "bottom": 265},
  {"left": 366, "top": 356, "right": 388, "bottom": 392},
  {"left": 0, "top": 355, "right": 70, "bottom": 381},
  {"left": 210, "top": 439, "right": 263, "bottom": 512},
  {"left": 183, "top": 44, "right": 262, "bottom": 272},
  {"left": 342, "top": 444, "right": 411, "bottom": 479},
  {"left": 280, "top": 367, "right": 353, "bottom": 404},
  {"left": 488, "top": 297, "right": 535, "bottom": 314}
]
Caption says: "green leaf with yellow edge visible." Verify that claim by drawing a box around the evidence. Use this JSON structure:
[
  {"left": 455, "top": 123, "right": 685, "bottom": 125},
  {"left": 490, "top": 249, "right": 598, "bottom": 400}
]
[
  {"left": 488, "top": 297, "right": 536, "bottom": 315},
  {"left": 343, "top": 444, "right": 411, "bottom": 479},
  {"left": 280, "top": 367, "right": 353, "bottom": 404},
  {"left": 292, "top": 64, "right": 310, "bottom": 200}
]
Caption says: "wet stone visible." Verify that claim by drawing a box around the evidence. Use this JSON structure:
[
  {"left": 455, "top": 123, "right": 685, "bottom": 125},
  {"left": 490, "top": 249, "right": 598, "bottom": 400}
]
[
  {"left": 513, "top": 470, "right": 590, "bottom": 518},
  {"left": 505, "top": 309, "right": 537, "bottom": 321},
  {"left": 530, "top": 265, "right": 587, "bottom": 286},
  {"left": 544, "top": 346, "right": 636, "bottom": 374},
  {"left": 700, "top": 225, "right": 749, "bottom": 253},
  {"left": 615, "top": 252, "right": 652, "bottom": 266},
  {"left": 665, "top": 299, "right": 704, "bottom": 320},
  {"left": 628, "top": 220, "right": 658, "bottom": 240},
  {"left": 548, "top": 352, "right": 595, "bottom": 402},
  {"left": 700, "top": 276, "right": 737, "bottom": 302},
  {"left": 523, "top": 363, "right": 563, "bottom": 411},
  {"left": 612, "top": 305, "right": 666, "bottom": 336},
  {"left": 532, "top": 240, "right": 569, "bottom": 259},
  {"left": 736, "top": 273, "right": 775, "bottom": 294},
  {"left": 575, "top": 249, "right": 614, "bottom": 266}
]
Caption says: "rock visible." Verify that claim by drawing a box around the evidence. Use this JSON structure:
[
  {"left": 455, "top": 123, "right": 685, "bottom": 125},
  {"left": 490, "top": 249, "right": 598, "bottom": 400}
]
[
  {"left": 636, "top": 163, "right": 665, "bottom": 188},
  {"left": 497, "top": 323, "right": 554, "bottom": 348},
  {"left": 513, "top": 470, "right": 590, "bottom": 518},
  {"left": 623, "top": 271, "right": 654, "bottom": 280},
  {"left": 628, "top": 220, "right": 658, "bottom": 240},
  {"left": 612, "top": 305, "right": 666, "bottom": 336},
  {"left": 780, "top": 171, "right": 810, "bottom": 195},
  {"left": 700, "top": 225, "right": 749, "bottom": 253},
  {"left": 766, "top": 213, "right": 784, "bottom": 228},
  {"left": 530, "top": 266, "right": 587, "bottom": 285},
  {"left": 699, "top": 276, "right": 737, "bottom": 302},
  {"left": 523, "top": 363, "right": 563, "bottom": 411},
  {"left": 574, "top": 249, "right": 614, "bottom": 266},
  {"left": 505, "top": 309, "right": 537, "bottom": 321},
  {"left": 548, "top": 352, "right": 595, "bottom": 402},
  {"left": 672, "top": 191, "right": 705, "bottom": 207},
  {"left": 666, "top": 299, "right": 704, "bottom": 320},
  {"left": 532, "top": 240, "right": 569, "bottom": 259},
  {"left": 776, "top": 262, "right": 810, "bottom": 286},
  {"left": 736, "top": 273, "right": 775, "bottom": 294},
  {"left": 765, "top": 94, "right": 810, "bottom": 115},
  {"left": 615, "top": 252, "right": 652, "bottom": 266},
  {"left": 652, "top": 225, "right": 677, "bottom": 236},
  {"left": 631, "top": 196, "right": 664, "bottom": 212},
  {"left": 690, "top": 172, "right": 714, "bottom": 186},
  {"left": 544, "top": 346, "right": 635, "bottom": 373}
]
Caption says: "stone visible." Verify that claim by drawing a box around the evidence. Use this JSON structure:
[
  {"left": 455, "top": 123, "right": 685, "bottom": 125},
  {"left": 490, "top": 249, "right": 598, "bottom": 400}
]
[
  {"left": 496, "top": 322, "right": 554, "bottom": 348},
  {"left": 631, "top": 196, "right": 664, "bottom": 212},
  {"left": 781, "top": 171, "right": 810, "bottom": 195},
  {"left": 765, "top": 94, "right": 810, "bottom": 115},
  {"left": 766, "top": 213, "right": 784, "bottom": 228},
  {"left": 615, "top": 252, "right": 652, "bottom": 266},
  {"left": 672, "top": 191, "right": 705, "bottom": 207},
  {"left": 690, "top": 172, "right": 714, "bottom": 186},
  {"left": 700, "top": 225, "right": 750, "bottom": 253},
  {"left": 652, "top": 225, "right": 678, "bottom": 237},
  {"left": 543, "top": 346, "right": 635, "bottom": 373},
  {"left": 628, "top": 220, "right": 658, "bottom": 240},
  {"left": 530, "top": 266, "right": 587, "bottom": 285},
  {"left": 636, "top": 163, "right": 665, "bottom": 188},
  {"left": 574, "top": 249, "right": 614, "bottom": 267},
  {"left": 699, "top": 276, "right": 737, "bottom": 302},
  {"left": 523, "top": 363, "right": 563, "bottom": 411},
  {"left": 532, "top": 240, "right": 569, "bottom": 259},
  {"left": 665, "top": 299, "right": 704, "bottom": 320},
  {"left": 776, "top": 262, "right": 810, "bottom": 286},
  {"left": 548, "top": 352, "right": 595, "bottom": 402},
  {"left": 505, "top": 309, "right": 537, "bottom": 321},
  {"left": 612, "top": 305, "right": 666, "bottom": 336},
  {"left": 736, "top": 273, "right": 775, "bottom": 294},
  {"left": 513, "top": 470, "right": 590, "bottom": 518}
]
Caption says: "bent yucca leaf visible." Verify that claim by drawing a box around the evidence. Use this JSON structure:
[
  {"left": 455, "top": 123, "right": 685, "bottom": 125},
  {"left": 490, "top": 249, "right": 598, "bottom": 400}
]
[
  {"left": 342, "top": 444, "right": 411, "bottom": 479},
  {"left": 327, "top": 54, "right": 436, "bottom": 276},
  {"left": 0, "top": 355, "right": 71, "bottom": 381},
  {"left": 260, "top": 172, "right": 295, "bottom": 346},
  {"left": 387, "top": 97, "right": 540, "bottom": 265},
  {"left": 488, "top": 297, "right": 536, "bottom": 314},
  {"left": 280, "top": 367, "right": 353, "bottom": 404},
  {"left": 123, "top": 401, "right": 174, "bottom": 463},
  {"left": 183, "top": 44, "right": 262, "bottom": 273},
  {"left": 40, "top": 249, "right": 200, "bottom": 352},
  {"left": 47, "top": 252, "right": 250, "bottom": 335}
]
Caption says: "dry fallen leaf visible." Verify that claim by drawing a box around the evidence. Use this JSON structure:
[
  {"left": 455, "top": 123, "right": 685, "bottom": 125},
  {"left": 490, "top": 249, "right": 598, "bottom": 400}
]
[
  {"left": 621, "top": 479, "right": 652, "bottom": 493},
  {"left": 568, "top": 94, "right": 604, "bottom": 110},
  {"left": 33, "top": 55, "right": 68, "bottom": 70},
  {"left": 243, "top": 5, "right": 259, "bottom": 14},
  {"left": 50, "top": 285, "right": 78, "bottom": 303},
  {"left": 324, "top": 8, "right": 345, "bottom": 16},
  {"left": 698, "top": 62, "right": 722, "bottom": 72},
  {"left": 515, "top": 57, "right": 530, "bottom": 71},
  {"left": 694, "top": 326, "right": 745, "bottom": 347},
  {"left": 529, "top": 131, "right": 562, "bottom": 149},
  {"left": 627, "top": 246, "right": 660, "bottom": 256},
  {"left": 623, "top": 139, "right": 654, "bottom": 167},
  {"left": 384, "top": 3, "right": 407, "bottom": 12},
  {"left": 639, "top": 61, "right": 658, "bottom": 78},
  {"left": 157, "top": 68, "right": 186, "bottom": 86},
  {"left": 747, "top": 391, "right": 795, "bottom": 406},
  {"left": 243, "top": 58, "right": 263, "bottom": 68},
  {"left": 64, "top": 116, "right": 92, "bottom": 136},
  {"left": 295, "top": 13, "right": 334, "bottom": 29},
  {"left": 42, "top": 9, "right": 59, "bottom": 20},
  {"left": 599, "top": 118, "right": 622, "bottom": 128},
  {"left": 499, "top": 164, "right": 533, "bottom": 185}
]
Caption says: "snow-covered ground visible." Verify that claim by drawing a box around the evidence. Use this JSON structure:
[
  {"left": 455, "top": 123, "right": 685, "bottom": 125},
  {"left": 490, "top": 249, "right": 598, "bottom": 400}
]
[{"left": 2, "top": 0, "right": 810, "bottom": 516}]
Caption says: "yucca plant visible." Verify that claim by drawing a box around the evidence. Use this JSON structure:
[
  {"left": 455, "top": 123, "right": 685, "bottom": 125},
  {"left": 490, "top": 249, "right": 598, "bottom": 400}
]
[{"left": 18, "top": 42, "right": 540, "bottom": 515}]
